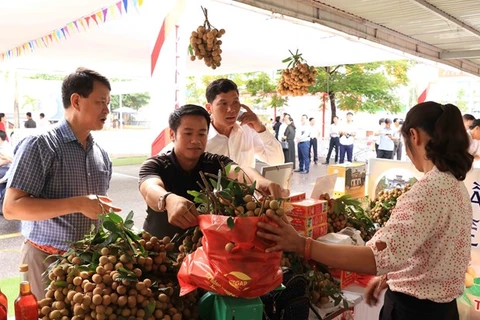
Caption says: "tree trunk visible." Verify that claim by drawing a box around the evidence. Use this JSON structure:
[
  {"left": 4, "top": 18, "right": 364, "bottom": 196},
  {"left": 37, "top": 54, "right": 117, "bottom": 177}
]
[{"left": 329, "top": 92, "right": 336, "bottom": 123}]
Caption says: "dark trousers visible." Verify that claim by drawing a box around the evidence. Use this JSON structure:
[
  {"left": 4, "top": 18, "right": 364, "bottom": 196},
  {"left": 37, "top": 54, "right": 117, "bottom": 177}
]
[
  {"left": 297, "top": 141, "right": 310, "bottom": 172},
  {"left": 380, "top": 288, "right": 458, "bottom": 320},
  {"left": 375, "top": 143, "right": 379, "bottom": 158},
  {"left": 339, "top": 144, "right": 353, "bottom": 163},
  {"left": 325, "top": 137, "right": 339, "bottom": 164},
  {"left": 393, "top": 141, "right": 402, "bottom": 160},
  {"left": 310, "top": 138, "right": 318, "bottom": 162},
  {"left": 377, "top": 150, "right": 393, "bottom": 159}
]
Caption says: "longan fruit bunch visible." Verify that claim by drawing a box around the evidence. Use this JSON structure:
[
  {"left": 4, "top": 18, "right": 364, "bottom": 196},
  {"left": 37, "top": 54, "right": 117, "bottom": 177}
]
[
  {"left": 189, "top": 7, "right": 225, "bottom": 69},
  {"left": 277, "top": 62, "right": 316, "bottom": 96}
]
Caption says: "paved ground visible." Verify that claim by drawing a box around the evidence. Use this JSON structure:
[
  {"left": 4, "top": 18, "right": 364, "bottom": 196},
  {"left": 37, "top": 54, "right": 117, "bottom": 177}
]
[{"left": 0, "top": 161, "right": 328, "bottom": 280}]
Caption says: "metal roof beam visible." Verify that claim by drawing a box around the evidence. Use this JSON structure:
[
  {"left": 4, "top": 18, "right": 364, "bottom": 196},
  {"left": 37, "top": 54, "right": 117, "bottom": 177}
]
[
  {"left": 228, "top": 0, "right": 480, "bottom": 77},
  {"left": 409, "top": 0, "right": 480, "bottom": 40},
  {"left": 441, "top": 50, "right": 480, "bottom": 60}
]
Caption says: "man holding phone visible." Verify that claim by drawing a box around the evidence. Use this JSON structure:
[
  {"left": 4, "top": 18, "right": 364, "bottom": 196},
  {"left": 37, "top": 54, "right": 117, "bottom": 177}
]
[
  {"left": 205, "top": 78, "right": 284, "bottom": 168},
  {"left": 376, "top": 118, "right": 396, "bottom": 159}
]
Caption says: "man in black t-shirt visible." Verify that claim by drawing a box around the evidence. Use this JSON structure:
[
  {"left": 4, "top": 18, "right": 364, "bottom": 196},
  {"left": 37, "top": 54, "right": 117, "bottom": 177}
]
[{"left": 139, "top": 104, "right": 287, "bottom": 239}]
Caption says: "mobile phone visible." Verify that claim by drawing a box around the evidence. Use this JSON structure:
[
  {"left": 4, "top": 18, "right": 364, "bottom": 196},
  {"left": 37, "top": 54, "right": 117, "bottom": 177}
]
[{"left": 237, "top": 109, "right": 245, "bottom": 121}]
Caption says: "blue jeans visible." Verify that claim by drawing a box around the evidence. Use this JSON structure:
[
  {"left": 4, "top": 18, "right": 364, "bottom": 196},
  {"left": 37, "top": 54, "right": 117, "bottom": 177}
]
[
  {"left": 297, "top": 141, "right": 310, "bottom": 172},
  {"left": 339, "top": 144, "right": 353, "bottom": 163}
]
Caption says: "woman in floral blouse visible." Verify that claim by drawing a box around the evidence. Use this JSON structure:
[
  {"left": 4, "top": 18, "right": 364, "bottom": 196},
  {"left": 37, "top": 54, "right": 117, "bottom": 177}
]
[{"left": 258, "top": 101, "right": 473, "bottom": 320}]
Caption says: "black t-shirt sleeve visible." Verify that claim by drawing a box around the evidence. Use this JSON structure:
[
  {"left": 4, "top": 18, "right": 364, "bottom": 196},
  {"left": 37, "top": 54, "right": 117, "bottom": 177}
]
[
  {"left": 203, "top": 152, "right": 236, "bottom": 167},
  {"left": 138, "top": 155, "right": 169, "bottom": 186}
]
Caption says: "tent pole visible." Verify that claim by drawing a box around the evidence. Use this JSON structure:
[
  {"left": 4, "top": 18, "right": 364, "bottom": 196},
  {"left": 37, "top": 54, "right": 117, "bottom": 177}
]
[{"left": 119, "top": 93, "right": 123, "bottom": 130}]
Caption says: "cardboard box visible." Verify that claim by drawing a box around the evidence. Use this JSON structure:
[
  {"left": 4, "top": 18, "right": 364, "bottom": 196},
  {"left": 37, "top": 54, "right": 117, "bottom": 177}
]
[
  {"left": 288, "top": 192, "right": 306, "bottom": 202},
  {"left": 289, "top": 212, "right": 327, "bottom": 229},
  {"left": 330, "top": 268, "right": 357, "bottom": 289},
  {"left": 295, "top": 223, "right": 328, "bottom": 239},
  {"left": 327, "top": 162, "right": 366, "bottom": 199},
  {"left": 290, "top": 199, "right": 328, "bottom": 217}
]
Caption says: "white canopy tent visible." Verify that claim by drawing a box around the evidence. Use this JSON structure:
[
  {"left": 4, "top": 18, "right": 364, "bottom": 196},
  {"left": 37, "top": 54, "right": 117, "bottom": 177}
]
[{"left": 0, "top": 0, "right": 408, "bottom": 79}]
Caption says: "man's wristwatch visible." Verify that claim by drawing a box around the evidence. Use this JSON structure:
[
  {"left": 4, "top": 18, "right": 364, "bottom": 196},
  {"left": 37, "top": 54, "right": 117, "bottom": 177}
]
[{"left": 158, "top": 192, "right": 173, "bottom": 212}]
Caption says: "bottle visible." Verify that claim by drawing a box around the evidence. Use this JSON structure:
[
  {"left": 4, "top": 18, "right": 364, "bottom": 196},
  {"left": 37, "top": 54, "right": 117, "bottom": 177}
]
[
  {"left": 14, "top": 264, "right": 38, "bottom": 320},
  {"left": 0, "top": 286, "right": 7, "bottom": 320}
]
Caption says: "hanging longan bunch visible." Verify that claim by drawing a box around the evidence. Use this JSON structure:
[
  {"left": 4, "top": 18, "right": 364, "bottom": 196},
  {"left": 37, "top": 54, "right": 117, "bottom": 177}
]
[
  {"left": 277, "top": 50, "right": 316, "bottom": 96},
  {"left": 189, "top": 6, "right": 225, "bottom": 69}
]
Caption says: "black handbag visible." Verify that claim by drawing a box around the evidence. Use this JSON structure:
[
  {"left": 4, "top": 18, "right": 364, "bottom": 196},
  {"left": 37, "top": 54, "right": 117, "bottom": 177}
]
[
  {"left": 281, "top": 141, "right": 289, "bottom": 150},
  {"left": 261, "top": 269, "right": 322, "bottom": 320}
]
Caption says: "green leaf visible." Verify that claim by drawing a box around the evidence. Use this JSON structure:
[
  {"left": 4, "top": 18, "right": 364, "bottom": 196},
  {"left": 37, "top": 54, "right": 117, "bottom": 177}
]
[
  {"left": 234, "top": 166, "right": 241, "bottom": 173},
  {"left": 103, "top": 220, "right": 121, "bottom": 234},
  {"left": 124, "top": 220, "right": 134, "bottom": 230},
  {"left": 188, "top": 44, "right": 194, "bottom": 56},
  {"left": 225, "top": 163, "right": 232, "bottom": 175},
  {"left": 218, "top": 190, "right": 233, "bottom": 201},
  {"left": 227, "top": 216, "right": 235, "bottom": 229},
  {"left": 209, "top": 178, "right": 218, "bottom": 189},
  {"left": 53, "top": 281, "right": 68, "bottom": 288},
  {"left": 118, "top": 267, "right": 136, "bottom": 277},
  {"left": 466, "top": 284, "right": 480, "bottom": 296},
  {"left": 187, "top": 190, "right": 203, "bottom": 197},
  {"left": 248, "top": 181, "right": 257, "bottom": 195},
  {"left": 461, "top": 292, "right": 474, "bottom": 307},
  {"left": 107, "top": 212, "right": 124, "bottom": 224},
  {"left": 125, "top": 211, "right": 134, "bottom": 223},
  {"left": 282, "top": 57, "right": 292, "bottom": 63},
  {"left": 100, "top": 232, "right": 118, "bottom": 247},
  {"left": 145, "top": 300, "right": 156, "bottom": 318}
]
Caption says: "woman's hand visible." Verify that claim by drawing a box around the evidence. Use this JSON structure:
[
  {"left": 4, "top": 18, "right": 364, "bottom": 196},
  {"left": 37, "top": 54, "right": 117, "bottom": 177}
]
[
  {"left": 257, "top": 210, "right": 304, "bottom": 254},
  {"left": 166, "top": 194, "right": 199, "bottom": 229},
  {"left": 365, "top": 275, "right": 387, "bottom": 306},
  {"left": 258, "top": 182, "right": 289, "bottom": 199}
]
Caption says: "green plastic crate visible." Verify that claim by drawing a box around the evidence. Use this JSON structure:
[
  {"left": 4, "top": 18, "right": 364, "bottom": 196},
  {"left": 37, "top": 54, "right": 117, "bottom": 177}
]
[{"left": 199, "top": 292, "right": 263, "bottom": 320}]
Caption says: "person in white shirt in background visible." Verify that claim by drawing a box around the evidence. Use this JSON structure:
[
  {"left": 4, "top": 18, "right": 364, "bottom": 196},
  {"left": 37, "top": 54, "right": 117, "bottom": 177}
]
[
  {"left": 339, "top": 112, "right": 356, "bottom": 163},
  {"left": 295, "top": 114, "right": 311, "bottom": 174},
  {"left": 377, "top": 118, "right": 396, "bottom": 159},
  {"left": 205, "top": 78, "right": 284, "bottom": 168},
  {"left": 37, "top": 113, "right": 50, "bottom": 130},
  {"left": 323, "top": 116, "right": 340, "bottom": 164},
  {"left": 309, "top": 117, "right": 320, "bottom": 164},
  {"left": 392, "top": 118, "right": 404, "bottom": 160},
  {"left": 373, "top": 118, "right": 385, "bottom": 158},
  {"left": 468, "top": 119, "right": 480, "bottom": 162}
]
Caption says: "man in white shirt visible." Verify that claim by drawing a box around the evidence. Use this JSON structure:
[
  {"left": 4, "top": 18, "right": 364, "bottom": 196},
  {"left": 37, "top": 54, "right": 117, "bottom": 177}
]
[
  {"left": 468, "top": 119, "right": 480, "bottom": 161},
  {"left": 309, "top": 117, "right": 320, "bottom": 164},
  {"left": 339, "top": 112, "right": 356, "bottom": 163},
  {"left": 37, "top": 113, "right": 50, "bottom": 129},
  {"left": 295, "top": 114, "right": 311, "bottom": 173},
  {"left": 205, "top": 79, "right": 284, "bottom": 168},
  {"left": 392, "top": 118, "right": 403, "bottom": 160}
]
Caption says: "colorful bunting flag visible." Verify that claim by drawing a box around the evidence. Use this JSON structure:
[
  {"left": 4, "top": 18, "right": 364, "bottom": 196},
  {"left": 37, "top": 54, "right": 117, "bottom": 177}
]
[{"left": 0, "top": 0, "right": 143, "bottom": 61}]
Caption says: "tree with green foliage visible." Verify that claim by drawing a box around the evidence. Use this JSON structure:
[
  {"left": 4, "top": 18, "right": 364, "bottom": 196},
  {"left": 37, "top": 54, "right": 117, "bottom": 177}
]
[
  {"left": 309, "top": 60, "right": 413, "bottom": 122},
  {"left": 456, "top": 88, "right": 468, "bottom": 112},
  {"left": 244, "top": 72, "right": 288, "bottom": 110},
  {"left": 110, "top": 93, "right": 150, "bottom": 111}
]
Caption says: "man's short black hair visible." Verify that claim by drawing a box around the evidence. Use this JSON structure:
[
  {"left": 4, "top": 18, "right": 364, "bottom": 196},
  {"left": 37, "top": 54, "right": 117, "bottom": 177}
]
[
  {"left": 470, "top": 119, "right": 480, "bottom": 130},
  {"left": 169, "top": 104, "right": 211, "bottom": 133},
  {"left": 0, "top": 130, "right": 7, "bottom": 142},
  {"left": 463, "top": 114, "right": 476, "bottom": 121},
  {"left": 61, "top": 67, "right": 111, "bottom": 109},
  {"left": 347, "top": 112, "right": 353, "bottom": 116},
  {"left": 309, "top": 117, "right": 314, "bottom": 121},
  {"left": 205, "top": 79, "right": 239, "bottom": 104},
  {"left": 40, "top": 113, "right": 45, "bottom": 118},
  {"left": 26, "top": 112, "right": 32, "bottom": 117},
  {"left": 379, "top": 118, "right": 385, "bottom": 125}
]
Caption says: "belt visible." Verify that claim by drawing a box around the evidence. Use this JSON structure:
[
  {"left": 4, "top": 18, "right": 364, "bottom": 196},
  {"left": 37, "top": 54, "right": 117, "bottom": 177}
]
[{"left": 27, "top": 239, "right": 66, "bottom": 255}]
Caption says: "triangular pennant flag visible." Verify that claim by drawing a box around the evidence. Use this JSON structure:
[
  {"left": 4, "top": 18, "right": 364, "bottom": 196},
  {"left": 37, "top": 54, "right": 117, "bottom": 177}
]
[
  {"left": 79, "top": 18, "right": 87, "bottom": 30},
  {"left": 138, "top": 0, "right": 144, "bottom": 6},
  {"left": 48, "top": 34, "right": 53, "bottom": 42},
  {"left": 23, "top": 43, "right": 28, "bottom": 52},
  {"left": 123, "top": 0, "right": 128, "bottom": 13},
  {"left": 34, "top": 39, "right": 40, "bottom": 48},
  {"left": 116, "top": 1, "right": 122, "bottom": 15},
  {"left": 42, "top": 37, "right": 48, "bottom": 47},
  {"left": 67, "top": 23, "right": 75, "bottom": 35},
  {"left": 85, "top": 16, "right": 91, "bottom": 27},
  {"left": 61, "top": 28, "right": 67, "bottom": 39},
  {"left": 133, "top": 0, "right": 138, "bottom": 9},
  {"left": 91, "top": 14, "right": 98, "bottom": 25},
  {"left": 96, "top": 11, "right": 102, "bottom": 23},
  {"left": 73, "top": 21, "right": 80, "bottom": 32},
  {"left": 28, "top": 41, "right": 34, "bottom": 51},
  {"left": 102, "top": 8, "right": 108, "bottom": 22},
  {"left": 109, "top": 5, "right": 116, "bottom": 19},
  {"left": 54, "top": 31, "right": 60, "bottom": 42}
]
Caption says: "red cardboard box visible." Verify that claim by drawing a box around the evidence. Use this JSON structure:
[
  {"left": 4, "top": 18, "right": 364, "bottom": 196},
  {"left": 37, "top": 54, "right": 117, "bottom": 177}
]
[
  {"left": 289, "top": 213, "right": 327, "bottom": 229},
  {"left": 294, "top": 223, "right": 328, "bottom": 239},
  {"left": 288, "top": 192, "right": 306, "bottom": 202},
  {"left": 330, "top": 268, "right": 357, "bottom": 289},
  {"left": 290, "top": 199, "right": 327, "bottom": 217}
]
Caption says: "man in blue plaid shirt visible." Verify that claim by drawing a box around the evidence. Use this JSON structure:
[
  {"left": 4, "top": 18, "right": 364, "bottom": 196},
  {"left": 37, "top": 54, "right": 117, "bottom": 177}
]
[{"left": 3, "top": 68, "right": 121, "bottom": 299}]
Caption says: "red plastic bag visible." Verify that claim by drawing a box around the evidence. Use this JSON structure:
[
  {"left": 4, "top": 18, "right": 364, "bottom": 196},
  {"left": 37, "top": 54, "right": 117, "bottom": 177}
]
[{"left": 178, "top": 215, "right": 283, "bottom": 298}]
